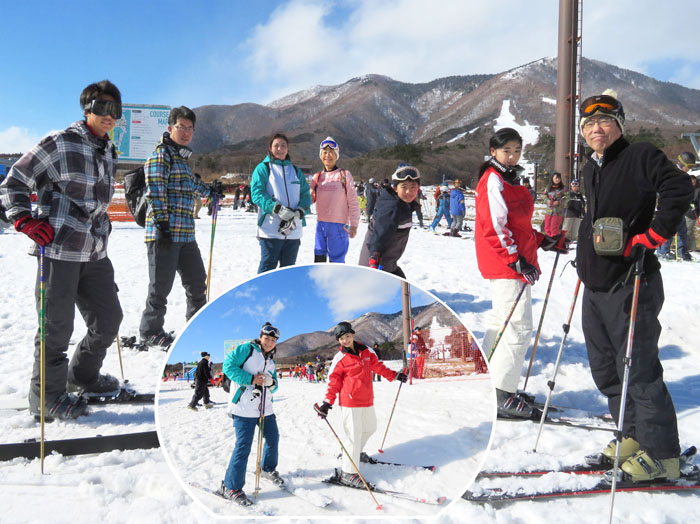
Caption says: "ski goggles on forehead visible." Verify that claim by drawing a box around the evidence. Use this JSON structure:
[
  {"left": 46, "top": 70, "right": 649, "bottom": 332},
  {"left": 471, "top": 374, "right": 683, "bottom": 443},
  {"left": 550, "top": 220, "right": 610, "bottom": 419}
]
[
  {"left": 392, "top": 166, "right": 421, "bottom": 181},
  {"left": 320, "top": 139, "right": 338, "bottom": 150},
  {"left": 86, "top": 99, "right": 122, "bottom": 119},
  {"left": 261, "top": 324, "right": 280, "bottom": 338},
  {"left": 580, "top": 95, "right": 620, "bottom": 118}
]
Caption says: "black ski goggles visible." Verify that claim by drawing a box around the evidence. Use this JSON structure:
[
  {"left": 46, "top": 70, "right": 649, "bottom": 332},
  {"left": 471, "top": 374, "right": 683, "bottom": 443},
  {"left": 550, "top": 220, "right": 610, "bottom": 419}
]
[
  {"left": 580, "top": 95, "right": 620, "bottom": 118},
  {"left": 392, "top": 165, "right": 421, "bottom": 182},
  {"left": 261, "top": 324, "right": 280, "bottom": 339},
  {"left": 85, "top": 99, "right": 122, "bottom": 119}
]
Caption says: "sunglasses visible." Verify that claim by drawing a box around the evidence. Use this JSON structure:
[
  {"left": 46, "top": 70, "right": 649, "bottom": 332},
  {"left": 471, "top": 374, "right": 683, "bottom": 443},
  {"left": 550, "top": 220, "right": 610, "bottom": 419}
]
[
  {"left": 393, "top": 165, "right": 421, "bottom": 181},
  {"left": 580, "top": 95, "right": 620, "bottom": 118},
  {"left": 320, "top": 139, "right": 338, "bottom": 150},
  {"left": 261, "top": 324, "right": 280, "bottom": 339},
  {"left": 86, "top": 99, "right": 122, "bottom": 119}
]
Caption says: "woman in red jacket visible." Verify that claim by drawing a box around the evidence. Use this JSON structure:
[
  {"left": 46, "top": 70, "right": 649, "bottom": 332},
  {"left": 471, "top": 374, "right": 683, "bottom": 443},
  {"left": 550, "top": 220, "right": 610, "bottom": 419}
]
[
  {"left": 314, "top": 321, "right": 407, "bottom": 487},
  {"left": 474, "top": 128, "right": 567, "bottom": 419}
]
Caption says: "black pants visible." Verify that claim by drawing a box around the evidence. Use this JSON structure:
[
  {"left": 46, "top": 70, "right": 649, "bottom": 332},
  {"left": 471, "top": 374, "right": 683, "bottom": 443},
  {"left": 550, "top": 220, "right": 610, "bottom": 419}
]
[
  {"left": 189, "top": 380, "right": 210, "bottom": 407},
  {"left": 139, "top": 241, "right": 207, "bottom": 339},
  {"left": 33, "top": 257, "right": 123, "bottom": 400},
  {"left": 582, "top": 270, "right": 680, "bottom": 459}
]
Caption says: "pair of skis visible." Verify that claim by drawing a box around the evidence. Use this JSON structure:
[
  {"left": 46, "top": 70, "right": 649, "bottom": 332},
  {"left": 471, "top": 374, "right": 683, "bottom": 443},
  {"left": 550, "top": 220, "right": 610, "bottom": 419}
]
[
  {"left": 0, "top": 388, "right": 157, "bottom": 461},
  {"left": 466, "top": 446, "right": 700, "bottom": 502}
]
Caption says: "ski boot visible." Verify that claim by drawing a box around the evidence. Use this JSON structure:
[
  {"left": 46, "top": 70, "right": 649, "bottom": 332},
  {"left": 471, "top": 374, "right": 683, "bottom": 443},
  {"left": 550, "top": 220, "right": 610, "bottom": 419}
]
[
  {"left": 140, "top": 330, "right": 175, "bottom": 350},
  {"left": 28, "top": 390, "right": 88, "bottom": 422},
  {"left": 602, "top": 436, "right": 640, "bottom": 464},
  {"left": 67, "top": 372, "right": 121, "bottom": 396},
  {"left": 217, "top": 481, "right": 253, "bottom": 506},
  {"left": 360, "top": 452, "right": 378, "bottom": 464},
  {"left": 496, "top": 388, "right": 534, "bottom": 419},
  {"left": 620, "top": 450, "right": 680, "bottom": 481},
  {"left": 187, "top": 404, "right": 198, "bottom": 411},
  {"left": 260, "top": 470, "right": 285, "bottom": 486},
  {"left": 337, "top": 468, "right": 375, "bottom": 489}
]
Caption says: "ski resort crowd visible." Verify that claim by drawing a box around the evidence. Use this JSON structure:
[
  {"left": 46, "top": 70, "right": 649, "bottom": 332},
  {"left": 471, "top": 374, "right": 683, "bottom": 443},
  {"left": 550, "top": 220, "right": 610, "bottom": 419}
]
[{"left": 1, "top": 77, "right": 698, "bottom": 501}]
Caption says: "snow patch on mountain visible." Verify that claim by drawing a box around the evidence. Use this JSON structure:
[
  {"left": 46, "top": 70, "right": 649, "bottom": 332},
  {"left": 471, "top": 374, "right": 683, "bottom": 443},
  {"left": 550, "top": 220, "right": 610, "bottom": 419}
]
[{"left": 494, "top": 99, "right": 539, "bottom": 147}]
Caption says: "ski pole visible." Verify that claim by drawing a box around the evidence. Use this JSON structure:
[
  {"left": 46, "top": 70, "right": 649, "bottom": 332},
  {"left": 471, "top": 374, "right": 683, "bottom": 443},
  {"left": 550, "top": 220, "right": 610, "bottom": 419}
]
[
  {"left": 487, "top": 281, "right": 528, "bottom": 362},
  {"left": 116, "top": 334, "right": 125, "bottom": 382},
  {"left": 319, "top": 415, "right": 383, "bottom": 510},
  {"left": 378, "top": 375, "right": 405, "bottom": 454},
  {"left": 533, "top": 278, "right": 581, "bottom": 452},
  {"left": 205, "top": 193, "right": 219, "bottom": 302},
  {"left": 253, "top": 384, "right": 267, "bottom": 499},
  {"left": 608, "top": 256, "right": 644, "bottom": 524},
  {"left": 39, "top": 245, "right": 46, "bottom": 475},
  {"left": 523, "top": 250, "right": 561, "bottom": 390}
]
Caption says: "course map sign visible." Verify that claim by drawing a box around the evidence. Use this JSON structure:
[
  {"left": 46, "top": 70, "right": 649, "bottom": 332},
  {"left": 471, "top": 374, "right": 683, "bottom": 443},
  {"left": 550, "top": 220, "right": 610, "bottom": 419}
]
[{"left": 111, "top": 104, "right": 170, "bottom": 163}]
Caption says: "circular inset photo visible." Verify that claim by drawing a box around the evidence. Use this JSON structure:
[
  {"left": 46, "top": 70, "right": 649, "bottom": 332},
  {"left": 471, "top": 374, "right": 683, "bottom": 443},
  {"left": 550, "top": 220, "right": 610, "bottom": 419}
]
[{"left": 155, "top": 264, "right": 494, "bottom": 517}]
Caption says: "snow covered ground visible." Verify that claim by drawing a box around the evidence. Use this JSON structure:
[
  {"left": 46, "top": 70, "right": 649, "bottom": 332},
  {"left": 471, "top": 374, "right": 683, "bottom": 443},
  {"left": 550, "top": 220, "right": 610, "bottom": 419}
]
[
  {"left": 156, "top": 371, "right": 492, "bottom": 517},
  {"left": 1, "top": 195, "right": 700, "bottom": 522}
]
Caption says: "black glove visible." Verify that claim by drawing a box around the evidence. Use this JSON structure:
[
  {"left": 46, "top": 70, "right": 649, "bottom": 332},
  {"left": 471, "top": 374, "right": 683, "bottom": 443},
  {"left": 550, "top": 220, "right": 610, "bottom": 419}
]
[
  {"left": 210, "top": 179, "right": 225, "bottom": 197},
  {"left": 273, "top": 203, "right": 296, "bottom": 221},
  {"left": 314, "top": 401, "right": 332, "bottom": 418},
  {"left": 508, "top": 255, "right": 540, "bottom": 285},
  {"left": 395, "top": 371, "right": 408, "bottom": 383},
  {"left": 540, "top": 233, "right": 570, "bottom": 254},
  {"left": 155, "top": 220, "right": 172, "bottom": 247}
]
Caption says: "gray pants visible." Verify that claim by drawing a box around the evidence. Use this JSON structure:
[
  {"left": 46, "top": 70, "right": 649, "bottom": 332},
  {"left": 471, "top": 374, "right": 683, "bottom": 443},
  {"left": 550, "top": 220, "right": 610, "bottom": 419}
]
[
  {"left": 32, "top": 256, "right": 122, "bottom": 400},
  {"left": 139, "top": 241, "right": 207, "bottom": 339},
  {"left": 451, "top": 215, "right": 464, "bottom": 231}
]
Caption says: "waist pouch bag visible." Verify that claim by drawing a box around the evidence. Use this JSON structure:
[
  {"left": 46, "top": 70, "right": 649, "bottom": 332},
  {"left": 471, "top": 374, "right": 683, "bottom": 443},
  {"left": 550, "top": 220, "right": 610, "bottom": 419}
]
[{"left": 592, "top": 217, "right": 627, "bottom": 256}]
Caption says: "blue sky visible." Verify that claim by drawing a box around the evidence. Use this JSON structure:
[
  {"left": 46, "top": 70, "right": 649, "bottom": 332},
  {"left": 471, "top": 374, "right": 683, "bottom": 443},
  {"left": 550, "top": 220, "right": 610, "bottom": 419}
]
[
  {"left": 1, "top": 0, "right": 698, "bottom": 153},
  {"left": 167, "top": 264, "right": 435, "bottom": 364}
]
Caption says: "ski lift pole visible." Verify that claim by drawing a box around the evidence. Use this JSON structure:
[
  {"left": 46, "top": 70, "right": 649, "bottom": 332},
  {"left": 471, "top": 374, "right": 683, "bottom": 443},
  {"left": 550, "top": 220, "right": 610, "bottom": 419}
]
[
  {"left": 533, "top": 278, "right": 581, "bottom": 452},
  {"left": 205, "top": 193, "right": 220, "bottom": 302},
  {"left": 253, "top": 383, "right": 267, "bottom": 499},
  {"left": 523, "top": 250, "right": 561, "bottom": 390},
  {"left": 39, "top": 246, "right": 46, "bottom": 475},
  {"left": 319, "top": 415, "right": 383, "bottom": 510},
  {"left": 378, "top": 378, "right": 404, "bottom": 454},
  {"left": 608, "top": 257, "right": 644, "bottom": 524},
  {"left": 488, "top": 281, "right": 528, "bottom": 362}
]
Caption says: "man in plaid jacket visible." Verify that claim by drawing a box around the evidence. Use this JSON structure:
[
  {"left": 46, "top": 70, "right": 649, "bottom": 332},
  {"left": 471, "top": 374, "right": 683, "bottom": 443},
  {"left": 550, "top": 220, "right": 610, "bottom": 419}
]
[
  {"left": 138, "top": 106, "right": 223, "bottom": 348},
  {"left": 0, "top": 80, "right": 125, "bottom": 420}
]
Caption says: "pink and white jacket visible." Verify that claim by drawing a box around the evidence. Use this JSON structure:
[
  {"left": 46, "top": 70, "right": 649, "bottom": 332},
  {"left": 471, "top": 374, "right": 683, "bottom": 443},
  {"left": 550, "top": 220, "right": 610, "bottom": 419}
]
[{"left": 310, "top": 168, "right": 361, "bottom": 228}]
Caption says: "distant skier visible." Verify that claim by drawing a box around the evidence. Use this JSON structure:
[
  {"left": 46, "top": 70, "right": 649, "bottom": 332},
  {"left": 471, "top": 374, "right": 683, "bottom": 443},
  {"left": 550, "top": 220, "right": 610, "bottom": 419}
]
[
  {"left": 562, "top": 179, "right": 585, "bottom": 241},
  {"left": 358, "top": 163, "right": 422, "bottom": 278},
  {"left": 449, "top": 179, "right": 466, "bottom": 237},
  {"left": 656, "top": 152, "right": 697, "bottom": 261},
  {"left": 314, "top": 321, "right": 407, "bottom": 487},
  {"left": 429, "top": 185, "right": 452, "bottom": 232},
  {"left": 218, "top": 322, "right": 282, "bottom": 506},
  {"left": 543, "top": 172, "right": 566, "bottom": 236},
  {"left": 188, "top": 352, "right": 213, "bottom": 411}
]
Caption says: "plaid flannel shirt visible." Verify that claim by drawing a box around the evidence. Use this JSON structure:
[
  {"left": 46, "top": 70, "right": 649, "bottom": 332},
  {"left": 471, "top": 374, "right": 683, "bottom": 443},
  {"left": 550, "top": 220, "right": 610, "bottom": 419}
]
[
  {"left": 0, "top": 121, "right": 116, "bottom": 262},
  {"left": 144, "top": 135, "right": 212, "bottom": 243}
]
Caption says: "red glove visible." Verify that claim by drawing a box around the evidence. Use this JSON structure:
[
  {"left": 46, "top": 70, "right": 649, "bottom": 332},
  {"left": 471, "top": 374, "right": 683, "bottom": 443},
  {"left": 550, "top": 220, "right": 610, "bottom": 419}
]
[
  {"left": 368, "top": 252, "right": 381, "bottom": 269},
  {"left": 15, "top": 215, "right": 54, "bottom": 246},
  {"left": 540, "top": 233, "right": 570, "bottom": 254},
  {"left": 623, "top": 228, "right": 666, "bottom": 258}
]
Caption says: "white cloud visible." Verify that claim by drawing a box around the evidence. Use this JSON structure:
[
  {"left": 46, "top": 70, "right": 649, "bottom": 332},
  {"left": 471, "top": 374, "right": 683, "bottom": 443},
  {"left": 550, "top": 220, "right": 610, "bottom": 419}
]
[
  {"left": 0, "top": 127, "right": 43, "bottom": 154},
  {"left": 241, "top": 0, "right": 699, "bottom": 104},
  {"left": 309, "top": 265, "right": 400, "bottom": 319},
  {"left": 226, "top": 297, "right": 285, "bottom": 322}
]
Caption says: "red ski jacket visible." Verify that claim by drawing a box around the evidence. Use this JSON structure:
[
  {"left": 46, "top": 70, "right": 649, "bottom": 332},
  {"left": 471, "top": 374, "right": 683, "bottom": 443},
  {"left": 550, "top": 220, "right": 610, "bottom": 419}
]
[
  {"left": 325, "top": 342, "right": 397, "bottom": 408},
  {"left": 475, "top": 165, "right": 543, "bottom": 280}
]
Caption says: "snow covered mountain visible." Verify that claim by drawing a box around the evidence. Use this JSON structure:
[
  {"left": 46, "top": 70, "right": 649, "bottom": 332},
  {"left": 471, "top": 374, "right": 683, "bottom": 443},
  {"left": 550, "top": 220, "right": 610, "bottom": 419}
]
[
  {"left": 190, "top": 57, "right": 700, "bottom": 158},
  {"left": 275, "top": 302, "right": 459, "bottom": 359}
]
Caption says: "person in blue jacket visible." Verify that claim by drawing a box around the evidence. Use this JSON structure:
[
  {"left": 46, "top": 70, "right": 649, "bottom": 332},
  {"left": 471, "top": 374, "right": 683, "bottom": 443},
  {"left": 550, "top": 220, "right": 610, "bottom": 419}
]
[
  {"left": 218, "top": 322, "right": 282, "bottom": 506},
  {"left": 251, "top": 133, "right": 312, "bottom": 273},
  {"left": 429, "top": 185, "right": 452, "bottom": 232},
  {"left": 449, "top": 179, "right": 466, "bottom": 237}
]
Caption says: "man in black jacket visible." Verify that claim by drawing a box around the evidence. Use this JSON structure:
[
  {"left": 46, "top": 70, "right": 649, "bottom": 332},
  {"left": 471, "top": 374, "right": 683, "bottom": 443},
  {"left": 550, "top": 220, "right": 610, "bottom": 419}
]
[
  {"left": 576, "top": 90, "right": 692, "bottom": 482},
  {"left": 188, "top": 352, "right": 213, "bottom": 410}
]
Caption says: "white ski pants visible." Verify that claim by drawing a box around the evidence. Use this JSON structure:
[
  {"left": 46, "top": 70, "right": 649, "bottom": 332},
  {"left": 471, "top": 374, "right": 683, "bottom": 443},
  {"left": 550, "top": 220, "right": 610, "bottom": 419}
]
[
  {"left": 341, "top": 405, "right": 377, "bottom": 474},
  {"left": 482, "top": 279, "right": 533, "bottom": 392}
]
